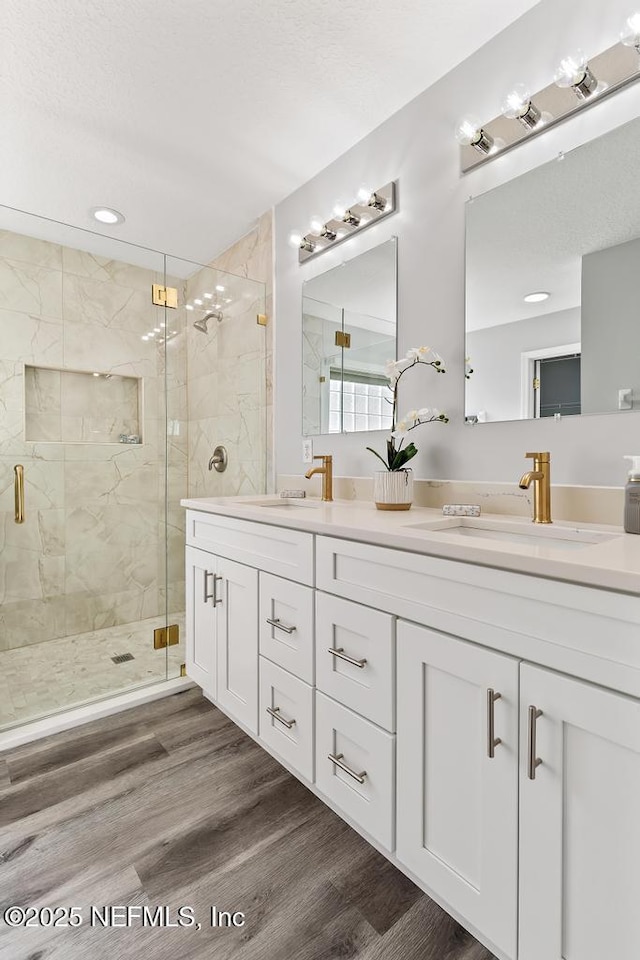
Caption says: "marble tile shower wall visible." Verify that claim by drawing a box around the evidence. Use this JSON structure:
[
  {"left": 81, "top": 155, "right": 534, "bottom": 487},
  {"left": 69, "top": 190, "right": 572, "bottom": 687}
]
[
  {"left": 186, "top": 211, "right": 273, "bottom": 498},
  {"left": 0, "top": 229, "right": 187, "bottom": 652}
]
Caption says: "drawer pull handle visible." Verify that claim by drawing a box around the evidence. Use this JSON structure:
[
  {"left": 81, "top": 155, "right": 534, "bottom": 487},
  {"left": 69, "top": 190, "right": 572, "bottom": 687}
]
[
  {"left": 266, "top": 706, "right": 296, "bottom": 729},
  {"left": 527, "top": 705, "right": 543, "bottom": 780},
  {"left": 328, "top": 752, "right": 367, "bottom": 784},
  {"left": 328, "top": 647, "right": 367, "bottom": 669},
  {"left": 266, "top": 617, "right": 297, "bottom": 635},
  {"left": 486, "top": 688, "right": 502, "bottom": 759}
]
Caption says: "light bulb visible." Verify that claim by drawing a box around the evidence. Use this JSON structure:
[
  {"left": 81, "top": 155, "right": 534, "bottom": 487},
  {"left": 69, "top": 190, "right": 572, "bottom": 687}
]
[
  {"left": 455, "top": 117, "right": 482, "bottom": 145},
  {"left": 332, "top": 202, "right": 346, "bottom": 218},
  {"left": 289, "top": 231, "right": 302, "bottom": 247},
  {"left": 141, "top": 336, "right": 149, "bottom": 341},
  {"left": 621, "top": 12, "right": 640, "bottom": 47},
  {"left": 455, "top": 117, "right": 494, "bottom": 154},
  {"left": 554, "top": 49, "right": 598, "bottom": 99},
  {"left": 501, "top": 84, "right": 541, "bottom": 129},
  {"left": 203, "top": 292, "right": 212, "bottom": 299},
  {"left": 215, "top": 284, "right": 225, "bottom": 292},
  {"left": 554, "top": 50, "right": 588, "bottom": 87},
  {"left": 309, "top": 217, "right": 323, "bottom": 233},
  {"left": 92, "top": 371, "right": 100, "bottom": 376},
  {"left": 154, "top": 327, "right": 161, "bottom": 333},
  {"left": 193, "top": 299, "right": 202, "bottom": 306},
  {"left": 185, "top": 304, "right": 194, "bottom": 311},
  {"left": 357, "top": 186, "right": 372, "bottom": 203}
]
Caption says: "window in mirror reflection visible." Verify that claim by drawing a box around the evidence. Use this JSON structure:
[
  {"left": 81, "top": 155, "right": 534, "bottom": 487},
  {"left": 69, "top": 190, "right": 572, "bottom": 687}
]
[
  {"left": 302, "top": 239, "right": 397, "bottom": 436},
  {"left": 465, "top": 116, "right": 640, "bottom": 423}
]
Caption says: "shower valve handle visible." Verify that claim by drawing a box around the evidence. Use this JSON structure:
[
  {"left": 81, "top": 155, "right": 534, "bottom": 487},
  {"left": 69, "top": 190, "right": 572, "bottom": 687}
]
[{"left": 208, "top": 445, "right": 228, "bottom": 473}]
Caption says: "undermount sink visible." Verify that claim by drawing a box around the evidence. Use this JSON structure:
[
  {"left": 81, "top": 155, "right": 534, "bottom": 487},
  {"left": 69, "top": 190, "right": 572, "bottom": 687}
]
[
  {"left": 407, "top": 517, "right": 620, "bottom": 550},
  {"left": 240, "top": 498, "right": 321, "bottom": 510}
]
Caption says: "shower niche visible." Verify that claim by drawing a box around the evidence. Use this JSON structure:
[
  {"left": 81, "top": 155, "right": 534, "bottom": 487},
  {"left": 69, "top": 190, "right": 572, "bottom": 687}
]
[{"left": 24, "top": 365, "right": 142, "bottom": 444}]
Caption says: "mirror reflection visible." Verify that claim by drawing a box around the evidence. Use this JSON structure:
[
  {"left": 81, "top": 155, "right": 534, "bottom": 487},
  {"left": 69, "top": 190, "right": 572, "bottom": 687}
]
[
  {"left": 465, "top": 116, "right": 640, "bottom": 423},
  {"left": 302, "top": 239, "right": 397, "bottom": 435}
]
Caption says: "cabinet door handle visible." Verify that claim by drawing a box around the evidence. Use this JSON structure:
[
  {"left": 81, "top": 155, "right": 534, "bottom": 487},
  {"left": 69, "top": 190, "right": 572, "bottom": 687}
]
[
  {"left": 328, "top": 752, "right": 367, "bottom": 784},
  {"left": 203, "top": 570, "right": 214, "bottom": 603},
  {"left": 14, "top": 464, "right": 25, "bottom": 524},
  {"left": 266, "top": 706, "right": 296, "bottom": 729},
  {"left": 212, "top": 574, "right": 223, "bottom": 607},
  {"left": 266, "top": 617, "right": 296, "bottom": 635},
  {"left": 486, "top": 688, "right": 502, "bottom": 758},
  {"left": 527, "top": 705, "right": 543, "bottom": 780},
  {"left": 328, "top": 647, "right": 367, "bottom": 669}
]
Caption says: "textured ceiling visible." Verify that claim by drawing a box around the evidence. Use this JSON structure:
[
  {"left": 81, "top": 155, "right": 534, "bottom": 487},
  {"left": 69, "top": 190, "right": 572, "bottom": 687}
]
[
  {"left": 2, "top": 0, "right": 538, "bottom": 264},
  {"left": 467, "top": 115, "right": 640, "bottom": 332}
]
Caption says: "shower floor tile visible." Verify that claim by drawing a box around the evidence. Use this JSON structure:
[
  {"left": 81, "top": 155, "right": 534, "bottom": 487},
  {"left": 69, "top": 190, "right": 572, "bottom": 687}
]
[{"left": 0, "top": 613, "right": 185, "bottom": 732}]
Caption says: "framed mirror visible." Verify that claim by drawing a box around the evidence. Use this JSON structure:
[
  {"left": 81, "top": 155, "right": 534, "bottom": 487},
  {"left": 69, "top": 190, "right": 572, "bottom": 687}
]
[
  {"left": 302, "top": 238, "right": 397, "bottom": 435},
  {"left": 465, "top": 116, "right": 640, "bottom": 423}
]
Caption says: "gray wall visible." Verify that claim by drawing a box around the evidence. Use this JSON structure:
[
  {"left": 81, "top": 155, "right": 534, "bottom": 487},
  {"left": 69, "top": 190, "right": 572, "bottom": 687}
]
[
  {"left": 582, "top": 236, "right": 640, "bottom": 416},
  {"left": 466, "top": 308, "right": 580, "bottom": 422},
  {"left": 274, "top": 0, "right": 640, "bottom": 486}
]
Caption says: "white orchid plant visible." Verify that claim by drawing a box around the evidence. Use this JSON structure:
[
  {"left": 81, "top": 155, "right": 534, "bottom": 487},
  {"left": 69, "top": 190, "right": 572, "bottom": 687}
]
[{"left": 366, "top": 346, "right": 448, "bottom": 472}]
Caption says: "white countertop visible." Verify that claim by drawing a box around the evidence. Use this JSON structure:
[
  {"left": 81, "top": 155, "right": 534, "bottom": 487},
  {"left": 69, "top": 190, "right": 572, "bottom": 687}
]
[{"left": 180, "top": 495, "right": 640, "bottom": 594}]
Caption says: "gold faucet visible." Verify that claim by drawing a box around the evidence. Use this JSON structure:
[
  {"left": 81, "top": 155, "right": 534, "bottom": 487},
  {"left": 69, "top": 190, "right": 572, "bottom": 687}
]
[
  {"left": 519, "top": 451, "right": 552, "bottom": 524},
  {"left": 304, "top": 455, "right": 333, "bottom": 502}
]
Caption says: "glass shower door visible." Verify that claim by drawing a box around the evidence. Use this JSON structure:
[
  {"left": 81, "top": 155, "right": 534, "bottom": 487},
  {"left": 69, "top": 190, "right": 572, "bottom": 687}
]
[{"left": 0, "top": 208, "right": 176, "bottom": 731}]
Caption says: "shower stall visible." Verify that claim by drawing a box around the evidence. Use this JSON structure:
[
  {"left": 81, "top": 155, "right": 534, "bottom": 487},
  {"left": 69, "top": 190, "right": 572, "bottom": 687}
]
[{"left": 0, "top": 207, "right": 267, "bottom": 735}]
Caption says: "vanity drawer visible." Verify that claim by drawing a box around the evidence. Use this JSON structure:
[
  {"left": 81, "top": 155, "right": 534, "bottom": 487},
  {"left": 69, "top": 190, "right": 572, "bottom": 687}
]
[
  {"left": 186, "top": 509, "right": 313, "bottom": 584},
  {"left": 315, "top": 691, "right": 395, "bottom": 851},
  {"left": 260, "top": 574, "right": 314, "bottom": 683},
  {"left": 259, "top": 657, "right": 314, "bottom": 782},
  {"left": 316, "top": 593, "right": 395, "bottom": 731}
]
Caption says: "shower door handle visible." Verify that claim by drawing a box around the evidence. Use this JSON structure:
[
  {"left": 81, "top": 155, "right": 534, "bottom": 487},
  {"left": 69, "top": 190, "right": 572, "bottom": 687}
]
[{"left": 14, "top": 464, "right": 25, "bottom": 524}]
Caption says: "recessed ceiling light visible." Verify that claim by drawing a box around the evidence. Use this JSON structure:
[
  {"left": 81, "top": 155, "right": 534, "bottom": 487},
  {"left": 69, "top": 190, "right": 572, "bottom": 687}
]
[
  {"left": 523, "top": 291, "right": 550, "bottom": 303},
  {"left": 91, "top": 207, "right": 125, "bottom": 225}
]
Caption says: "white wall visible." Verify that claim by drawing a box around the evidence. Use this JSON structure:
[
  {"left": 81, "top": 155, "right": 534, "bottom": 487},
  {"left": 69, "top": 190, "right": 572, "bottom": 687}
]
[
  {"left": 274, "top": 0, "right": 640, "bottom": 486},
  {"left": 582, "top": 236, "right": 640, "bottom": 416},
  {"left": 466, "top": 308, "right": 580, "bottom": 422}
]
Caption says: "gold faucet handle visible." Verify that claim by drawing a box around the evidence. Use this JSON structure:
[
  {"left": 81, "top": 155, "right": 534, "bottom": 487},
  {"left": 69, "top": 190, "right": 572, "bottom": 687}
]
[
  {"left": 314, "top": 454, "right": 332, "bottom": 464},
  {"left": 525, "top": 451, "right": 550, "bottom": 462}
]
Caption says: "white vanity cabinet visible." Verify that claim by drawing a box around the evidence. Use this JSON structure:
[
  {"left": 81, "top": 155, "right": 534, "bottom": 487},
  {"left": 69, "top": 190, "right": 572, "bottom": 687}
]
[
  {"left": 214, "top": 556, "right": 259, "bottom": 733},
  {"left": 185, "top": 545, "right": 218, "bottom": 696},
  {"left": 184, "top": 506, "right": 640, "bottom": 960},
  {"left": 185, "top": 544, "right": 258, "bottom": 732},
  {"left": 519, "top": 664, "right": 640, "bottom": 960},
  {"left": 396, "top": 621, "right": 519, "bottom": 960}
]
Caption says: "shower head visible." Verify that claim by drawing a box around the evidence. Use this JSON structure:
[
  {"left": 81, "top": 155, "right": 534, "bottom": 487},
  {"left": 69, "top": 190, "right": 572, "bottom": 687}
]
[{"left": 193, "top": 311, "right": 223, "bottom": 333}]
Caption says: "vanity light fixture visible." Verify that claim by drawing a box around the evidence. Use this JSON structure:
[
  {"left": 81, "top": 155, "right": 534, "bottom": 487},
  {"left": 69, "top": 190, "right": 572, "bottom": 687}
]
[
  {"left": 292, "top": 181, "right": 397, "bottom": 263},
  {"left": 91, "top": 207, "right": 125, "bottom": 225},
  {"left": 554, "top": 50, "right": 599, "bottom": 100},
  {"left": 501, "top": 85, "right": 542, "bottom": 129},
  {"left": 458, "top": 28, "right": 640, "bottom": 173},
  {"left": 523, "top": 291, "right": 550, "bottom": 303}
]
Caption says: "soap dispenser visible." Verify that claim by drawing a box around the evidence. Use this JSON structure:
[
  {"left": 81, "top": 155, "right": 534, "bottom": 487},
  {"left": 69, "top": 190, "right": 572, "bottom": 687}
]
[{"left": 623, "top": 456, "right": 640, "bottom": 534}]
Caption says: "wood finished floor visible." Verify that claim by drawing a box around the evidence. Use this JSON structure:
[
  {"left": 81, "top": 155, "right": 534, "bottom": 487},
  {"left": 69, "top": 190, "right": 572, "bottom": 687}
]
[{"left": 0, "top": 689, "right": 497, "bottom": 960}]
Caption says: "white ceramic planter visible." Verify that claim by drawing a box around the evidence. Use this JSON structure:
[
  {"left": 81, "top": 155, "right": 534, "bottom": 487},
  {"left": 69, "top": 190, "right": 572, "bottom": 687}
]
[{"left": 374, "top": 469, "right": 413, "bottom": 510}]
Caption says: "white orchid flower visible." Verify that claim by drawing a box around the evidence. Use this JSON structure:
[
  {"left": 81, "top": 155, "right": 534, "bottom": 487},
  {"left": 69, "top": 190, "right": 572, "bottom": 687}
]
[
  {"left": 417, "top": 407, "right": 433, "bottom": 419},
  {"left": 405, "top": 347, "right": 420, "bottom": 361},
  {"left": 406, "top": 409, "right": 419, "bottom": 422}
]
